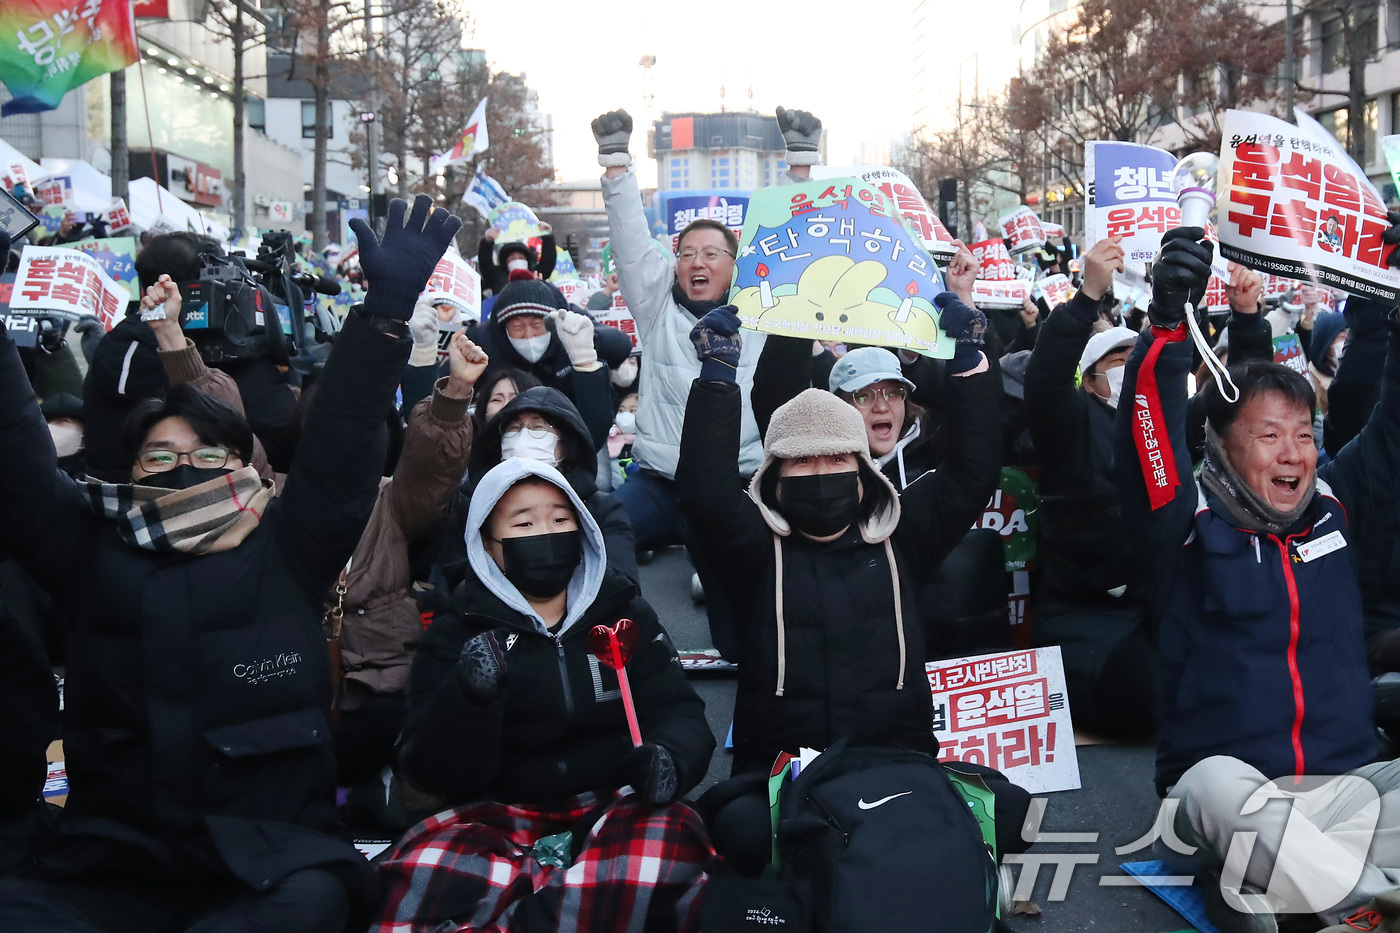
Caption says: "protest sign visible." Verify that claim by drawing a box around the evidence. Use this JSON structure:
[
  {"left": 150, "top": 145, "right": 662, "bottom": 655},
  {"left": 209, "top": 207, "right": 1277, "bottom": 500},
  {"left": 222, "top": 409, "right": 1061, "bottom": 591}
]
[
  {"left": 102, "top": 197, "right": 131, "bottom": 232},
  {"left": 974, "top": 468, "right": 1039, "bottom": 646},
  {"left": 1043, "top": 221, "right": 1065, "bottom": 238},
  {"left": 664, "top": 193, "right": 748, "bottom": 253},
  {"left": 928, "top": 647, "right": 1080, "bottom": 793},
  {"left": 32, "top": 174, "right": 71, "bottom": 207},
  {"left": 462, "top": 170, "right": 509, "bottom": 218},
  {"left": 812, "top": 165, "right": 958, "bottom": 260},
  {"left": 1204, "top": 273, "right": 1231, "bottom": 313},
  {"left": 1034, "top": 273, "right": 1072, "bottom": 309},
  {"left": 487, "top": 201, "right": 543, "bottom": 244},
  {"left": 0, "top": 273, "right": 44, "bottom": 348},
  {"left": 421, "top": 250, "right": 481, "bottom": 321},
  {"left": 999, "top": 205, "right": 1047, "bottom": 253},
  {"left": 970, "top": 238, "right": 1016, "bottom": 281},
  {"left": 554, "top": 278, "right": 589, "bottom": 307},
  {"left": 1218, "top": 109, "right": 1400, "bottom": 302},
  {"left": 71, "top": 235, "right": 139, "bottom": 300},
  {"left": 596, "top": 292, "right": 642, "bottom": 352},
  {"left": 971, "top": 279, "right": 1030, "bottom": 309},
  {"left": 730, "top": 177, "right": 950, "bottom": 357},
  {"left": 1085, "top": 140, "right": 1181, "bottom": 272},
  {"left": 4, "top": 161, "right": 29, "bottom": 190},
  {"left": 1274, "top": 332, "right": 1308, "bottom": 378},
  {"left": 11, "top": 245, "right": 126, "bottom": 329},
  {"left": 551, "top": 245, "right": 579, "bottom": 280}
]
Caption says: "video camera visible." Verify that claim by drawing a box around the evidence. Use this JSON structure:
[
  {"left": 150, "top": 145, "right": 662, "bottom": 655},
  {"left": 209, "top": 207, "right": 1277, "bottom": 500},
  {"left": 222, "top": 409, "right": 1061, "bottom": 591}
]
[{"left": 178, "top": 230, "right": 342, "bottom": 370}]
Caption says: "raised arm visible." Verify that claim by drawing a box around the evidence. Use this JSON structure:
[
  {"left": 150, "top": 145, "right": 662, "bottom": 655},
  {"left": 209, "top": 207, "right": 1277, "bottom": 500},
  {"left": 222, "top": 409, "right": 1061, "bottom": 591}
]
[
  {"left": 752, "top": 334, "right": 815, "bottom": 442},
  {"left": 275, "top": 196, "right": 461, "bottom": 596},
  {"left": 594, "top": 110, "right": 677, "bottom": 335},
  {"left": 1115, "top": 227, "right": 1213, "bottom": 585},
  {"left": 536, "top": 229, "right": 557, "bottom": 280}
]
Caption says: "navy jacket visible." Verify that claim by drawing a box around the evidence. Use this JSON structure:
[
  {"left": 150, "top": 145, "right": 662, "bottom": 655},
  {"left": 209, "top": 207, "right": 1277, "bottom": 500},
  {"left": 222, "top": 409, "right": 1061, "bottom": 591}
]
[{"left": 1118, "top": 323, "right": 1400, "bottom": 794}]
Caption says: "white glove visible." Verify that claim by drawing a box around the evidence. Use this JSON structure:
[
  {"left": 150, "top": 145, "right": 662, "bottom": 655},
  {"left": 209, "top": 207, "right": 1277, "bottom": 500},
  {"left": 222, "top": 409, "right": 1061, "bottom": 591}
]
[
  {"left": 552, "top": 308, "right": 598, "bottom": 370},
  {"left": 776, "top": 106, "right": 822, "bottom": 166},
  {"left": 409, "top": 300, "right": 439, "bottom": 367}
]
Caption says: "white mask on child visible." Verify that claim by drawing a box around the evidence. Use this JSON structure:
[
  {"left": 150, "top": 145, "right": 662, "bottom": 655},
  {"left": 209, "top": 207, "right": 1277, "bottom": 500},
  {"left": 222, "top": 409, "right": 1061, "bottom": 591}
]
[
  {"left": 614, "top": 411, "right": 636, "bottom": 433},
  {"left": 506, "top": 258, "right": 529, "bottom": 273}
]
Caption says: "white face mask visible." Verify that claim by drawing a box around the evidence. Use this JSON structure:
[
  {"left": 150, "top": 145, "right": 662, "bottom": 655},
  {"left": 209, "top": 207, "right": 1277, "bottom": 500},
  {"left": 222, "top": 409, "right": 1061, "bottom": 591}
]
[
  {"left": 506, "top": 258, "right": 529, "bottom": 273},
  {"left": 501, "top": 430, "right": 560, "bottom": 465},
  {"left": 509, "top": 333, "right": 552, "bottom": 363},
  {"left": 1104, "top": 365, "right": 1126, "bottom": 410},
  {"left": 612, "top": 357, "right": 638, "bottom": 388},
  {"left": 614, "top": 411, "right": 636, "bottom": 433},
  {"left": 48, "top": 422, "right": 83, "bottom": 458}
]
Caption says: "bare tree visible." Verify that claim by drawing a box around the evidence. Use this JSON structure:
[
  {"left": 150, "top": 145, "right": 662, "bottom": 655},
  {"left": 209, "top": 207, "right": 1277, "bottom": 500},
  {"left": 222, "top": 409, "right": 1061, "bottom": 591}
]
[
  {"left": 202, "top": 0, "right": 269, "bottom": 231},
  {"left": 1290, "top": 0, "right": 1381, "bottom": 161}
]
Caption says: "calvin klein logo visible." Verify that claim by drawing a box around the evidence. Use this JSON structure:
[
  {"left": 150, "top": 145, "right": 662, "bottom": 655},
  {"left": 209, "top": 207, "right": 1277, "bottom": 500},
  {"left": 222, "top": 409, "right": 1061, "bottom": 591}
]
[{"left": 232, "top": 651, "right": 302, "bottom": 685}]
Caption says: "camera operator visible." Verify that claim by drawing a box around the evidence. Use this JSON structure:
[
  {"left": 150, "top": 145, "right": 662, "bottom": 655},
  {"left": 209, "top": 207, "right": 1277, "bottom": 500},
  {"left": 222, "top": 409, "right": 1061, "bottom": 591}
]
[{"left": 83, "top": 233, "right": 300, "bottom": 480}]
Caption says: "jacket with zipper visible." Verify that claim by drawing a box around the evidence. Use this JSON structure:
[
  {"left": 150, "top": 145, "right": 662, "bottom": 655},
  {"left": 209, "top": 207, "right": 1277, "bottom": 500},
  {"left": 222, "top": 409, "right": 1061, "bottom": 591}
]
[
  {"left": 1117, "top": 323, "right": 1400, "bottom": 794},
  {"left": 397, "top": 459, "right": 713, "bottom": 804}
]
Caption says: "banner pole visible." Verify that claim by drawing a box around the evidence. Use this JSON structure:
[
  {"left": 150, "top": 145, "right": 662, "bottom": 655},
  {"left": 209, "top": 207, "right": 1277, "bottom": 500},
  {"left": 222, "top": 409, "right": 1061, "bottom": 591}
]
[{"left": 135, "top": 57, "right": 163, "bottom": 216}]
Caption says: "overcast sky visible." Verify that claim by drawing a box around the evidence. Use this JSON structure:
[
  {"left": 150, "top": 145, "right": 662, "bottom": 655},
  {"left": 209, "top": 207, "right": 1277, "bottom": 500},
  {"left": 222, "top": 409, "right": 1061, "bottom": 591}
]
[{"left": 466, "top": 0, "right": 948, "bottom": 187}]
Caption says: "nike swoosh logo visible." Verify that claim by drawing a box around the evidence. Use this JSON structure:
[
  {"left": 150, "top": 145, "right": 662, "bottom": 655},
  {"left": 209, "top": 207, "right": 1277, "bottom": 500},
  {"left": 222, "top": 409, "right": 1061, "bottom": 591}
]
[{"left": 857, "top": 791, "right": 913, "bottom": 810}]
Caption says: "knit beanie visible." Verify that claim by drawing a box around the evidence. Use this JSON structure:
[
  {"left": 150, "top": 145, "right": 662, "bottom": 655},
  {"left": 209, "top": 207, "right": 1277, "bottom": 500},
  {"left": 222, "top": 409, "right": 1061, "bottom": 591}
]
[{"left": 494, "top": 276, "right": 559, "bottom": 325}]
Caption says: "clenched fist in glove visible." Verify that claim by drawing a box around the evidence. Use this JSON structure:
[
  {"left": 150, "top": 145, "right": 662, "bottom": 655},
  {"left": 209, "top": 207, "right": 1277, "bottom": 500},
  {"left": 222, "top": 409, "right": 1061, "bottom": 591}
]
[
  {"left": 350, "top": 195, "right": 462, "bottom": 321},
  {"left": 776, "top": 106, "right": 823, "bottom": 166},
  {"left": 624, "top": 743, "right": 680, "bottom": 804},
  {"left": 1148, "top": 226, "right": 1214, "bottom": 329},
  {"left": 934, "top": 292, "right": 988, "bottom": 375},
  {"left": 552, "top": 308, "right": 598, "bottom": 371},
  {"left": 591, "top": 110, "right": 633, "bottom": 167},
  {"left": 689, "top": 306, "right": 743, "bottom": 383}
]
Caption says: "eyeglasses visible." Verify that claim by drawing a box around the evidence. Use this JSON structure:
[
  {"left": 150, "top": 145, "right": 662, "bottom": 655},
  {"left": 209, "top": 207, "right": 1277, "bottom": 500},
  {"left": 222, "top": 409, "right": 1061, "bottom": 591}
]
[
  {"left": 849, "top": 385, "right": 909, "bottom": 408},
  {"left": 501, "top": 425, "right": 557, "bottom": 440},
  {"left": 138, "top": 447, "right": 232, "bottom": 472},
  {"left": 677, "top": 247, "right": 734, "bottom": 263}
]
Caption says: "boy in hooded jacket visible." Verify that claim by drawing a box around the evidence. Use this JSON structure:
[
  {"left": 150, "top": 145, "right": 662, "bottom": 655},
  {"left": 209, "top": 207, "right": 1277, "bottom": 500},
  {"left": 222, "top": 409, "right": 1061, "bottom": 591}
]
[{"left": 377, "top": 458, "right": 715, "bottom": 932}]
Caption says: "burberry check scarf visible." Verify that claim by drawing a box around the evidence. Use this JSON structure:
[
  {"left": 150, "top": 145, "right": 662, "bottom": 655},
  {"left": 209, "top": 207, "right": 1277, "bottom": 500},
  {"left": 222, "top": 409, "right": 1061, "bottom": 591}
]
[{"left": 81, "top": 465, "right": 274, "bottom": 554}]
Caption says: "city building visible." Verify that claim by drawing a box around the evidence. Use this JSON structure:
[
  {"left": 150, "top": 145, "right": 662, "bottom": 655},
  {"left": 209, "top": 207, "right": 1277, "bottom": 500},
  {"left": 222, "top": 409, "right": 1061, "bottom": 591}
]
[
  {"left": 649, "top": 111, "right": 795, "bottom": 193},
  {"left": 535, "top": 179, "right": 607, "bottom": 277}
]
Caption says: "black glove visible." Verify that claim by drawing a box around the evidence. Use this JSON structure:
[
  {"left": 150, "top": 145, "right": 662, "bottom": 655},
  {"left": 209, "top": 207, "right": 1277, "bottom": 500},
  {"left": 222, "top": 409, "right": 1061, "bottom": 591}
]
[
  {"left": 776, "top": 106, "right": 822, "bottom": 166},
  {"left": 689, "top": 306, "right": 743, "bottom": 383},
  {"left": 456, "top": 632, "right": 507, "bottom": 705},
  {"left": 624, "top": 743, "right": 679, "bottom": 804},
  {"left": 591, "top": 110, "right": 633, "bottom": 167},
  {"left": 349, "top": 195, "right": 461, "bottom": 321},
  {"left": 1148, "top": 226, "right": 1213, "bottom": 329},
  {"left": 0, "top": 230, "right": 10, "bottom": 261},
  {"left": 1382, "top": 209, "right": 1400, "bottom": 270},
  {"left": 934, "top": 292, "right": 987, "bottom": 375}
]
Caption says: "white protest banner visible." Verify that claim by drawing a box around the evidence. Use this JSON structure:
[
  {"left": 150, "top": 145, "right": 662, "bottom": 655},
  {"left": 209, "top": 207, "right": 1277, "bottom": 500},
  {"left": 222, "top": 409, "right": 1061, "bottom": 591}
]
[
  {"left": 1085, "top": 140, "right": 1181, "bottom": 274},
  {"left": 971, "top": 278, "right": 1030, "bottom": 309},
  {"left": 928, "top": 647, "right": 1080, "bottom": 793},
  {"left": 554, "top": 278, "right": 589, "bottom": 307},
  {"left": 421, "top": 250, "right": 481, "bottom": 320},
  {"left": 102, "top": 197, "right": 131, "bottom": 232},
  {"left": 32, "top": 175, "right": 72, "bottom": 208},
  {"left": 10, "top": 246, "right": 127, "bottom": 330},
  {"left": 730, "top": 178, "right": 951, "bottom": 357},
  {"left": 970, "top": 238, "right": 1016, "bottom": 281},
  {"left": 812, "top": 164, "right": 958, "bottom": 260},
  {"left": 999, "top": 205, "right": 1047, "bottom": 253},
  {"left": 1218, "top": 109, "right": 1400, "bottom": 302},
  {"left": 596, "top": 293, "right": 642, "bottom": 352},
  {"left": 1042, "top": 221, "right": 1065, "bottom": 238},
  {"left": 1035, "top": 273, "right": 1072, "bottom": 309},
  {"left": 1204, "top": 273, "right": 1231, "bottom": 313}
]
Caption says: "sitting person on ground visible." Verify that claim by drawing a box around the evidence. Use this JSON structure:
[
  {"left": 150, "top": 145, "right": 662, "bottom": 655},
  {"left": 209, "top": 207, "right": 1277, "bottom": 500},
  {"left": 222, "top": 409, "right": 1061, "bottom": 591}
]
[
  {"left": 676, "top": 302, "right": 1030, "bottom": 874},
  {"left": 378, "top": 458, "right": 714, "bottom": 933},
  {"left": 1118, "top": 224, "right": 1400, "bottom": 931},
  {"left": 0, "top": 197, "right": 460, "bottom": 932}
]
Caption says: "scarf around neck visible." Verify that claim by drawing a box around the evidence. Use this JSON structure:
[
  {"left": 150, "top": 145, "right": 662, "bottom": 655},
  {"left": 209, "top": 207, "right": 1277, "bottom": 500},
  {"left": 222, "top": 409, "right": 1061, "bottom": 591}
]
[
  {"left": 671, "top": 281, "right": 723, "bottom": 319},
  {"left": 1200, "top": 424, "right": 1315, "bottom": 537},
  {"left": 81, "top": 465, "right": 274, "bottom": 554}
]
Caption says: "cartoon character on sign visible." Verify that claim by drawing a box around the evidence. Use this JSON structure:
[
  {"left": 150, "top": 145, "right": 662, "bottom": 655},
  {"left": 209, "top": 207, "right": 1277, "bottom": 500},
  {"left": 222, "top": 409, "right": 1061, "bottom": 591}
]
[
  {"left": 1317, "top": 214, "right": 1343, "bottom": 253},
  {"left": 732, "top": 255, "right": 941, "bottom": 349}
]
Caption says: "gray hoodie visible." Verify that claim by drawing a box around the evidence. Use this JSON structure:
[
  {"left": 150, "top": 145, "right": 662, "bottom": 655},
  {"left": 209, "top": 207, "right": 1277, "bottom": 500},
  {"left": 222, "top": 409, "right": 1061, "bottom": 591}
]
[{"left": 464, "top": 458, "right": 608, "bottom": 637}]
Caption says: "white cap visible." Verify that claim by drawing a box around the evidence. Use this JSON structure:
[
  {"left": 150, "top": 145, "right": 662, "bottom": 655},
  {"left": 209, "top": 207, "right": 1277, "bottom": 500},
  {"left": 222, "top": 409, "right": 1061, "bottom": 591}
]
[{"left": 1078, "top": 326, "right": 1139, "bottom": 377}]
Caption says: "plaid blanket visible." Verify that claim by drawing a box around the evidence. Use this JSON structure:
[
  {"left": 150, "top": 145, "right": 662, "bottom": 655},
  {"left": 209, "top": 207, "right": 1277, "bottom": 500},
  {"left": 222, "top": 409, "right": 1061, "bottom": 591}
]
[
  {"left": 81, "top": 466, "right": 273, "bottom": 554},
  {"left": 373, "top": 789, "right": 714, "bottom": 933}
]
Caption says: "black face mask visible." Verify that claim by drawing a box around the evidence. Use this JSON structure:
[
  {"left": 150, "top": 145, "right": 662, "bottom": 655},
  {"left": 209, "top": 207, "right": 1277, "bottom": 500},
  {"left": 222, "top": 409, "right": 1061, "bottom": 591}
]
[
  {"left": 498, "top": 530, "right": 583, "bottom": 598},
  {"left": 777, "top": 471, "right": 862, "bottom": 538},
  {"left": 136, "top": 465, "right": 233, "bottom": 491}
]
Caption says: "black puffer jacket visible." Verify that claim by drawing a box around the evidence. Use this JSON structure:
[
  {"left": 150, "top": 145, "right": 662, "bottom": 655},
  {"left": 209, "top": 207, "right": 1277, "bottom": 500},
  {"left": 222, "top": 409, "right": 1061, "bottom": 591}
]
[
  {"left": 677, "top": 371, "right": 1001, "bottom": 776},
  {"left": 0, "top": 311, "right": 402, "bottom": 893}
]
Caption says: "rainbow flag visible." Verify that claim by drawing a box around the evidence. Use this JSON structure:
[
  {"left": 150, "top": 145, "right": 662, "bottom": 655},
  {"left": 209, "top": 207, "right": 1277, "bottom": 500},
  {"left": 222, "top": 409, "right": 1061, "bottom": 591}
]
[{"left": 0, "top": 0, "right": 139, "bottom": 116}]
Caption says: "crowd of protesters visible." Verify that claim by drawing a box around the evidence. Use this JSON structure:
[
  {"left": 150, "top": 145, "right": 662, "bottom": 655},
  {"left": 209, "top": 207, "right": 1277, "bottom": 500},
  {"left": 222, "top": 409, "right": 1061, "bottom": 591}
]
[{"left": 0, "top": 102, "right": 1399, "bottom": 933}]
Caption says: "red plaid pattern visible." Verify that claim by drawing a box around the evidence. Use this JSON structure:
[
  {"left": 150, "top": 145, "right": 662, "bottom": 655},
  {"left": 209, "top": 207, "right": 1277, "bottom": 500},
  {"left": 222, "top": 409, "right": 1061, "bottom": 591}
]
[{"left": 373, "top": 789, "right": 714, "bottom": 932}]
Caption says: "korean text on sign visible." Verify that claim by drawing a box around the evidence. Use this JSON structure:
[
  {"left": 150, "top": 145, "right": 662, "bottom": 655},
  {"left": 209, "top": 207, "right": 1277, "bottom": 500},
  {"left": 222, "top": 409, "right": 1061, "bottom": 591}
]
[
  {"left": 927, "top": 647, "right": 1081, "bottom": 793},
  {"left": 812, "top": 165, "right": 958, "bottom": 260},
  {"left": 1084, "top": 140, "right": 1182, "bottom": 272},
  {"left": 999, "top": 206, "right": 1047, "bottom": 254},
  {"left": 9, "top": 246, "right": 127, "bottom": 330},
  {"left": 1217, "top": 108, "right": 1400, "bottom": 302}
]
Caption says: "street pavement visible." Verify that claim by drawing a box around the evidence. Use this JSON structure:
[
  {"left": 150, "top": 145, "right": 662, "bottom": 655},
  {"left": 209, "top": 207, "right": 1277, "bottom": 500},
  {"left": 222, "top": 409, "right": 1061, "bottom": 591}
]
[{"left": 642, "top": 545, "right": 1189, "bottom": 932}]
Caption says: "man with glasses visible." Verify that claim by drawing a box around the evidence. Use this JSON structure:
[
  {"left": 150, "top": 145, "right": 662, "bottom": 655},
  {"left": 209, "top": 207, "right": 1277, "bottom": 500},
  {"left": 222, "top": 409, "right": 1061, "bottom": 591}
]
[{"left": 592, "top": 105, "right": 823, "bottom": 659}]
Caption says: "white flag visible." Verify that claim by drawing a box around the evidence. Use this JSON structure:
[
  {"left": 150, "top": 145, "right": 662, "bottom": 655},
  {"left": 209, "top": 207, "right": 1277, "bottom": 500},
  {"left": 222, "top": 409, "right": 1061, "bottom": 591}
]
[{"left": 431, "top": 97, "right": 489, "bottom": 173}]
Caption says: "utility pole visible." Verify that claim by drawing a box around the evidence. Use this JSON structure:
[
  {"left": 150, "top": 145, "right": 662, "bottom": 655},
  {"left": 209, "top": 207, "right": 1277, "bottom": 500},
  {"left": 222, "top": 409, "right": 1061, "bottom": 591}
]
[
  {"left": 110, "top": 69, "right": 128, "bottom": 204},
  {"left": 1285, "top": 0, "right": 1295, "bottom": 121},
  {"left": 364, "top": 0, "right": 380, "bottom": 228}
]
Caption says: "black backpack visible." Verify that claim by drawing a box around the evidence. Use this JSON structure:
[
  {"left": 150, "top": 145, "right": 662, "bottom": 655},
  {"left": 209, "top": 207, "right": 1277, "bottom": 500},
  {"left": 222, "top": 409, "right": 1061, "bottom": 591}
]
[{"left": 775, "top": 737, "right": 999, "bottom": 933}]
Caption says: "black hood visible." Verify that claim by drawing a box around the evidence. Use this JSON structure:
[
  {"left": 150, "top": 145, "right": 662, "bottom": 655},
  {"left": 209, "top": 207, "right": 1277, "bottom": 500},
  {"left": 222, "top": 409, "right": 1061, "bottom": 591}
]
[{"left": 470, "top": 386, "right": 596, "bottom": 490}]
